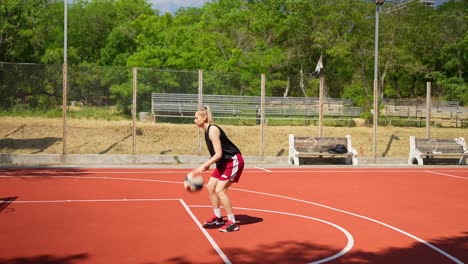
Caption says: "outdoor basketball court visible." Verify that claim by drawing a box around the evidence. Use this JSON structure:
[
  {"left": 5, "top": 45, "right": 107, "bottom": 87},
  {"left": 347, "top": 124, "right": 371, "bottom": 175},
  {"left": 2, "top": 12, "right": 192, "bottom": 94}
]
[{"left": 1, "top": 167, "right": 466, "bottom": 264}]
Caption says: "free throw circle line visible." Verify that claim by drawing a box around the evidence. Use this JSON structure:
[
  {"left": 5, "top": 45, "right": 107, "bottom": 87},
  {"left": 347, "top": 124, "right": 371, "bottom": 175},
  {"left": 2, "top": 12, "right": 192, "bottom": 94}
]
[{"left": 190, "top": 205, "right": 354, "bottom": 264}]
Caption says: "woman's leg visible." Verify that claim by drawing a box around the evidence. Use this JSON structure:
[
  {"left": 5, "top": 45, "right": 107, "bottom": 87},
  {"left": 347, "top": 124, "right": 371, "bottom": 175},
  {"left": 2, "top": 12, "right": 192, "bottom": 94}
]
[
  {"left": 206, "top": 177, "right": 220, "bottom": 209},
  {"left": 216, "top": 180, "right": 240, "bottom": 232},
  {"left": 215, "top": 180, "right": 233, "bottom": 216}
]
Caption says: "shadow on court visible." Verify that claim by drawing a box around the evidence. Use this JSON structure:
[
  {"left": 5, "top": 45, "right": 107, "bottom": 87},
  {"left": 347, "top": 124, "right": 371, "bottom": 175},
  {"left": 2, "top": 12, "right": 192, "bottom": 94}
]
[
  {"left": 236, "top": 214, "right": 263, "bottom": 225},
  {"left": 161, "top": 233, "right": 467, "bottom": 264},
  {"left": 0, "top": 253, "right": 90, "bottom": 264},
  {"left": 0, "top": 196, "right": 17, "bottom": 213},
  {"left": 203, "top": 214, "right": 263, "bottom": 229},
  {"left": 0, "top": 168, "right": 93, "bottom": 177}
]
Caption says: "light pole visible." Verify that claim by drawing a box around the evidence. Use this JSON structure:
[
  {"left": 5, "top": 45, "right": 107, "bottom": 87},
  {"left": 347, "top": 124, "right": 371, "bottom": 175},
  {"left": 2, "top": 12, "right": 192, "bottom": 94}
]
[
  {"left": 62, "top": 0, "right": 68, "bottom": 155},
  {"left": 373, "top": 0, "right": 384, "bottom": 162}
]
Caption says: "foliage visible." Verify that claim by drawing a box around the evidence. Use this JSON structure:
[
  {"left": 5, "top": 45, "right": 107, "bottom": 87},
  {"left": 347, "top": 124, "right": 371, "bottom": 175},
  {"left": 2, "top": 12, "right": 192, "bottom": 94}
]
[{"left": 0, "top": 0, "right": 466, "bottom": 112}]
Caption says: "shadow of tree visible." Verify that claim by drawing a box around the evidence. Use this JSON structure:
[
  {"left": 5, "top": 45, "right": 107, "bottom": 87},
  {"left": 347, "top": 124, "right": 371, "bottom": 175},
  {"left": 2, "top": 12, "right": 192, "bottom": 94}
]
[
  {"left": 340, "top": 232, "right": 468, "bottom": 264},
  {"left": 0, "top": 168, "right": 92, "bottom": 177},
  {"left": 0, "top": 253, "right": 90, "bottom": 264},
  {"left": 0, "top": 137, "right": 62, "bottom": 154},
  {"left": 160, "top": 232, "right": 467, "bottom": 264}
]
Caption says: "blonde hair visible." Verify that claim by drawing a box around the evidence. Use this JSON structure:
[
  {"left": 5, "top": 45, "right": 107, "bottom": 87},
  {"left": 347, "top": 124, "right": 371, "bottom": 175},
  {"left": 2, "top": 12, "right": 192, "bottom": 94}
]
[{"left": 197, "top": 105, "right": 214, "bottom": 124}]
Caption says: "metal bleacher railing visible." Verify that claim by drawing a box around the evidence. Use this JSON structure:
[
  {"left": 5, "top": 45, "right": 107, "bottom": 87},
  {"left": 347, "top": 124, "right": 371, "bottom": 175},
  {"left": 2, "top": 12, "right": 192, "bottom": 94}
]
[
  {"left": 151, "top": 93, "right": 363, "bottom": 120},
  {"left": 151, "top": 93, "right": 468, "bottom": 119}
]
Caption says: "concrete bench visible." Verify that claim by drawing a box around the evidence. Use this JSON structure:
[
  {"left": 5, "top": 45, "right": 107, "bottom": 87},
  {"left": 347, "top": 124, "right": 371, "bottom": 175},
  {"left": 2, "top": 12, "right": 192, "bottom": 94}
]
[
  {"left": 408, "top": 136, "right": 468, "bottom": 165},
  {"left": 288, "top": 134, "right": 358, "bottom": 166}
]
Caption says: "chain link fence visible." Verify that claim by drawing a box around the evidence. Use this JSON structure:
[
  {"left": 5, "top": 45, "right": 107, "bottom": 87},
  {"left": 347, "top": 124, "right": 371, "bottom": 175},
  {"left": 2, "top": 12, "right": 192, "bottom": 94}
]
[
  {"left": 1, "top": 62, "right": 467, "bottom": 157},
  {"left": 0, "top": 63, "right": 63, "bottom": 154}
]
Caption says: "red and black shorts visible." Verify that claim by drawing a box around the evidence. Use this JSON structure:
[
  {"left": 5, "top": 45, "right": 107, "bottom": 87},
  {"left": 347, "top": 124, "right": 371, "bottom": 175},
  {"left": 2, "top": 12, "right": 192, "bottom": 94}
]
[{"left": 211, "top": 153, "right": 244, "bottom": 182}]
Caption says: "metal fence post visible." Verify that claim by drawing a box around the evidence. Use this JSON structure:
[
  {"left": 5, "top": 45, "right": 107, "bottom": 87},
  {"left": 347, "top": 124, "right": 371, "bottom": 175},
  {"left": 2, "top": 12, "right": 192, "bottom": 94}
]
[
  {"left": 260, "top": 74, "right": 265, "bottom": 157},
  {"left": 426, "top": 81, "right": 431, "bottom": 138},
  {"left": 62, "top": 63, "right": 68, "bottom": 155},
  {"left": 318, "top": 69, "right": 324, "bottom": 137},
  {"left": 198, "top": 69, "right": 203, "bottom": 155},
  {"left": 132, "top": 67, "right": 137, "bottom": 155}
]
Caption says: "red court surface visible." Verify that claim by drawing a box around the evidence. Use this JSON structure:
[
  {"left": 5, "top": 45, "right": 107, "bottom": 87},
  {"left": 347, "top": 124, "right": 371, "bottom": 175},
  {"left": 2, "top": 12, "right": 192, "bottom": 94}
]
[{"left": 0, "top": 167, "right": 467, "bottom": 264}]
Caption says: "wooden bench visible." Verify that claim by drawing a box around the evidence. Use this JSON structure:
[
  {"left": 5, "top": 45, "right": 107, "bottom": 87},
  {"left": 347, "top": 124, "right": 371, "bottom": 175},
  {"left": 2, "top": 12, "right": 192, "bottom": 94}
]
[
  {"left": 408, "top": 136, "right": 468, "bottom": 165},
  {"left": 288, "top": 134, "right": 358, "bottom": 166}
]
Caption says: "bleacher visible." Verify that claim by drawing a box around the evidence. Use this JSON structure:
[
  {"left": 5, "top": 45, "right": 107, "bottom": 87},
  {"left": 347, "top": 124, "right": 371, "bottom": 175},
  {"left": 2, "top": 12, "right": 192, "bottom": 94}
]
[
  {"left": 151, "top": 93, "right": 467, "bottom": 126},
  {"left": 151, "top": 93, "right": 361, "bottom": 118}
]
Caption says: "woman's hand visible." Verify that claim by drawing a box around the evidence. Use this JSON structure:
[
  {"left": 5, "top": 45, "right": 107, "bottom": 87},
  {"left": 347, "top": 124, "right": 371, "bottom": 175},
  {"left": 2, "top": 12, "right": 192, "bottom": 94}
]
[{"left": 192, "top": 164, "right": 209, "bottom": 176}]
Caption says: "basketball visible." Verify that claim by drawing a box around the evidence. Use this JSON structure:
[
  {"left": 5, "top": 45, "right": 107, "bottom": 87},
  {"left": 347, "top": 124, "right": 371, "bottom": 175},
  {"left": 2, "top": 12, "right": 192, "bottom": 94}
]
[{"left": 184, "top": 173, "right": 204, "bottom": 192}]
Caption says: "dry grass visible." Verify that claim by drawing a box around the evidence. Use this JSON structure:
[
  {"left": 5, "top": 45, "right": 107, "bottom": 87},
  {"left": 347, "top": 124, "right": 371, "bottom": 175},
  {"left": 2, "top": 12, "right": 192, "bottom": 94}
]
[{"left": 0, "top": 116, "right": 466, "bottom": 158}]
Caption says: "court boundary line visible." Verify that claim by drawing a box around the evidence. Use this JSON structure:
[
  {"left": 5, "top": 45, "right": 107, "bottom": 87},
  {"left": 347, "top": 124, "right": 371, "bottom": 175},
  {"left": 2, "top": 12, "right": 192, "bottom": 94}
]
[
  {"left": 424, "top": 170, "right": 468, "bottom": 180},
  {"left": 1, "top": 171, "right": 464, "bottom": 263},
  {"left": 191, "top": 205, "right": 354, "bottom": 264},
  {"left": 179, "top": 199, "right": 232, "bottom": 264},
  {"left": 253, "top": 166, "right": 272, "bottom": 172},
  {"left": 5, "top": 198, "right": 180, "bottom": 203},
  {"left": 1, "top": 198, "right": 231, "bottom": 264},
  {"left": 2, "top": 168, "right": 467, "bottom": 175}
]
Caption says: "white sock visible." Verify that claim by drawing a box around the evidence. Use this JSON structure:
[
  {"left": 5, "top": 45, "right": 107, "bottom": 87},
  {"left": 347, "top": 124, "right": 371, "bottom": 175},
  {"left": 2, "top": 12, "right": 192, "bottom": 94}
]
[
  {"left": 213, "top": 208, "right": 221, "bottom": 218},
  {"left": 227, "top": 214, "right": 236, "bottom": 223}
]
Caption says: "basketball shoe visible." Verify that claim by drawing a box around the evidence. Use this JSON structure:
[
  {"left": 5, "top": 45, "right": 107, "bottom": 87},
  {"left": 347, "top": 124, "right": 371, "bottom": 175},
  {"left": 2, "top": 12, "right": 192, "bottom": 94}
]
[
  {"left": 204, "top": 215, "right": 224, "bottom": 226},
  {"left": 219, "top": 220, "right": 240, "bottom": 232}
]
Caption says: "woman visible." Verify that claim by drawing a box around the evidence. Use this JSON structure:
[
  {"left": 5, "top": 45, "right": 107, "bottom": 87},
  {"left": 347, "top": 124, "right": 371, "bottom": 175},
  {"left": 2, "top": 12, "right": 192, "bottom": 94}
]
[{"left": 191, "top": 106, "right": 244, "bottom": 232}]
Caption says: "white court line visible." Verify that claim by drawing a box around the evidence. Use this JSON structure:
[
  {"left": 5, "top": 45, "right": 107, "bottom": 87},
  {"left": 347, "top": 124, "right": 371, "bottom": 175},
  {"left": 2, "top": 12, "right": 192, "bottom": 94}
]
[
  {"left": 1, "top": 169, "right": 467, "bottom": 176},
  {"left": 425, "top": 171, "right": 468, "bottom": 180},
  {"left": 253, "top": 166, "right": 272, "bottom": 172},
  {"left": 2, "top": 198, "right": 179, "bottom": 203},
  {"left": 0, "top": 175, "right": 183, "bottom": 185},
  {"left": 1, "top": 198, "right": 231, "bottom": 264},
  {"left": 228, "top": 187, "right": 464, "bottom": 264},
  {"left": 3, "top": 197, "right": 347, "bottom": 264},
  {"left": 1, "top": 173, "right": 464, "bottom": 263},
  {"left": 179, "top": 200, "right": 232, "bottom": 264},
  {"left": 190, "top": 205, "right": 354, "bottom": 264},
  {"left": 266, "top": 169, "right": 468, "bottom": 174}
]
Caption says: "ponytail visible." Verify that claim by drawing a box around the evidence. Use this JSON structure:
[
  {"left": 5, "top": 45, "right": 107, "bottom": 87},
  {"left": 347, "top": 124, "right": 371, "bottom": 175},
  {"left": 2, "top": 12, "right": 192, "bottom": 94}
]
[{"left": 205, "top": 106, "right": 214, "bottom": 123}]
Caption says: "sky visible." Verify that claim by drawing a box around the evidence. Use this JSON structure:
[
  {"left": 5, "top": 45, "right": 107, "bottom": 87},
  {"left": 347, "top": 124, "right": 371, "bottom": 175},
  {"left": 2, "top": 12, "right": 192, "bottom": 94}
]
[
  {"left": 149, "top": 0, "right": 211, "bottom": 14},
  {"left": 149, "top": 0, "right": 450, "bottom": 14}
]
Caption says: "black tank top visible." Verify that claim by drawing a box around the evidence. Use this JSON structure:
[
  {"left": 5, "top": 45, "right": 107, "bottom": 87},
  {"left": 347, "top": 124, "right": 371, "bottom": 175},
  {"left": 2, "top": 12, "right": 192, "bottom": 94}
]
[{"left": 205, "top": 124, "right": 241, "bottom": 165}]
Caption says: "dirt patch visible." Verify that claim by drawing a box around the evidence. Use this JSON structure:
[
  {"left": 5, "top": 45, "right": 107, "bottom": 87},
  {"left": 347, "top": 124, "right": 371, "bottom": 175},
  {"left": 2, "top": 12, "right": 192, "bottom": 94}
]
[{"left": 0, "top": 116, "right": 466, "bottom": 158}]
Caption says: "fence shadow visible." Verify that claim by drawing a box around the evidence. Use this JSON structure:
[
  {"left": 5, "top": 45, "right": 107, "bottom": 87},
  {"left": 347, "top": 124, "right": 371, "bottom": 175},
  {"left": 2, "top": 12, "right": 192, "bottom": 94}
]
[
  {"left": 0, "top": 137, "right": 62, "bottom": 154},
  {"left": 0, "top": 196, "right": 18, "bottom": 213},
  {"left": 99, "top": 133, "right": 131, "bottom": 154},
  {"left": 0, "top": 168, "right": 92, "bottom": 177},
  {"left": 382, "top": 134, "right": 400, "bottom": 157},
  {"left": 0, "top": 253, "right": 90, "bottom": 264}
]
